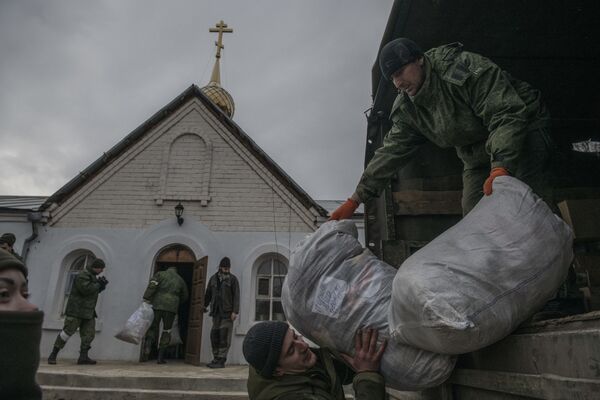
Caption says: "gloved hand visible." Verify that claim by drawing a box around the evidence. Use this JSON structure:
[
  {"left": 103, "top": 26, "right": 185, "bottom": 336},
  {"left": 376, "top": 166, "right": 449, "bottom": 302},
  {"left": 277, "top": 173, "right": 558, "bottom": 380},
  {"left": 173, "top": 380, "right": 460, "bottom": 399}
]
[
  {"left": 97, "top": 276, "right": 109, "bottom": 291},
  {"left": 483, "top": 167, "right": 510, "bottom": 195},
  {"left": 329, "top": 198, "right": 360, "bottom": 221}
]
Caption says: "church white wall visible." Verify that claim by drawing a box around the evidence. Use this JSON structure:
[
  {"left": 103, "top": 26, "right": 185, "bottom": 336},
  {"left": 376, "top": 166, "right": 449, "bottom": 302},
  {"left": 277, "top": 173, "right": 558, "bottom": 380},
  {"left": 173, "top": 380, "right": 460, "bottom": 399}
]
[
  {"left": 26, "top": 216, "right": 312, "bottom": 364},
  {"left": 49, "top": 100, "right": 318, "bottom": 233},
  {"left": 1, "top": 92, "right": 371, "bottom": 365}
]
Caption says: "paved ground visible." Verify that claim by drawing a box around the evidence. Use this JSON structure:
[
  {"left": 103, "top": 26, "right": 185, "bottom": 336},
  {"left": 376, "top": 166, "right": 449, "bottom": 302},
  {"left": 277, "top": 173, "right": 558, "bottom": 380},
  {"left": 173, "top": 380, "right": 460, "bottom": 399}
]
[{"left": 38, "top": 360, "right": 249, "bottom": 379}]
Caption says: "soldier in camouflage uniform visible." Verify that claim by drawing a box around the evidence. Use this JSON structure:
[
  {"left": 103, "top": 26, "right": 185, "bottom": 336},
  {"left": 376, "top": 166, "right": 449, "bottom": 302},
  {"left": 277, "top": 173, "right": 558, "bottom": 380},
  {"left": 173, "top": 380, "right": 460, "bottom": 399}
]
[
  {"left": 0, "top": 233, "right": 24, "bottom": 263},
  {"left": 204, "top": 257, "right": 240, "bottom": 368},
  {"left": 143, "top": 266, "right": 189, "bottom": 364},
  {"left": 243, "top": 322, "right": 387, "bottom": 400},
  {"left": 331, "top": 38, "right": 553, "bottom": 220},
  {"left": 48, "top": 258, "right": 108, "bottom": 365}
]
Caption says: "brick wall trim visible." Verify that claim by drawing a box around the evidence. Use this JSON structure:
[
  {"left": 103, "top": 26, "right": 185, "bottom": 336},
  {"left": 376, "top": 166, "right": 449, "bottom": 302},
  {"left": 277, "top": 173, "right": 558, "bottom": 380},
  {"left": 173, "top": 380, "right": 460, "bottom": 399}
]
[{"left": 155, "top": 127, "right": 214, "bottom": 206}]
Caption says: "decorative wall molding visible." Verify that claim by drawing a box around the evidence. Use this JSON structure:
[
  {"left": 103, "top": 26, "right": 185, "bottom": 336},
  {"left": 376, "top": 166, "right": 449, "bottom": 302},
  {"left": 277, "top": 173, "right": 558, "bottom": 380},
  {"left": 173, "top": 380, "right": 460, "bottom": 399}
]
[{"left": 155, "top": 127, "right": 213, "bottom": 206}]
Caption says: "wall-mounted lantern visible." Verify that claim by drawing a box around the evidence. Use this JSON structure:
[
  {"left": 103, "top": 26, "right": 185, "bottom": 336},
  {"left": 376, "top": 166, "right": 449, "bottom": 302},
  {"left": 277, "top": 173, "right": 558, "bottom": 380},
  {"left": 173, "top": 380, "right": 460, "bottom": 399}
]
[{"left": 174, "top": 202, "right": 184, "bottom": 226}]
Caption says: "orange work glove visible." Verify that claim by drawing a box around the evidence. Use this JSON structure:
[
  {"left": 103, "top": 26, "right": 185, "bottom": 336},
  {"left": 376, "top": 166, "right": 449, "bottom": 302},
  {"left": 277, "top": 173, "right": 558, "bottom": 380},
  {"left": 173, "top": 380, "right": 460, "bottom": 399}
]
[
  {"left": 483, "top": 167, "right": 510, "bottom": 195},
  {"left": 329, "top": 198, "right": 360, "bottom": 220}
]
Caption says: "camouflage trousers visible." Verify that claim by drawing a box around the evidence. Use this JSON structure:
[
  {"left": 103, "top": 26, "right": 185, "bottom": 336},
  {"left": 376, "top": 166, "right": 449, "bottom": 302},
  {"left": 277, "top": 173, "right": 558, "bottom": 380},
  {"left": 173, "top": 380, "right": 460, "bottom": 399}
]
[
  {"left": 210, "top": 316, "right": 233, "bottom": 359},
  {"left": 145, "top": 309, "right": 175, "bottom": 350},
  {"left": 461, "top": 127, "right": 554, "bottom": 215},
  {"left": 53, "top": 316, "right": 96, "bottom": 351}
]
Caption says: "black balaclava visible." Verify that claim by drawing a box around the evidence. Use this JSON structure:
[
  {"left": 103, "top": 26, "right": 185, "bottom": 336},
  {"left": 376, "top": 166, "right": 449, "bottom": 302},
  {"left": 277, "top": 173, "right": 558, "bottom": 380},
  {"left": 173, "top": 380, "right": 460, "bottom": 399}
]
[{"left": 0, "top": 310, "right": 44, "bottom": 399}]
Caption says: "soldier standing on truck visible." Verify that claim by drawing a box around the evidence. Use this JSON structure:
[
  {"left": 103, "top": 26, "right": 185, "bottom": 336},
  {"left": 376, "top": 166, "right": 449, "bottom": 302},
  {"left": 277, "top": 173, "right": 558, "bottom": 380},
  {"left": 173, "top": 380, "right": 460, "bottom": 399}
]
[{"left": 330, "top": 38, "right": 553, "bottom": 220}]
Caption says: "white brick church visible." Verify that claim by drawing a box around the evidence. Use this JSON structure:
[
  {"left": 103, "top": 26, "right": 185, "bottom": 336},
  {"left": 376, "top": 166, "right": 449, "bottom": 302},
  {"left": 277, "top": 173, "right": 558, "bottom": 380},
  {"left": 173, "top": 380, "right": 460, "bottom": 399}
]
[{"left": 0, "top": 22, "right": 366, "bottom": 366}]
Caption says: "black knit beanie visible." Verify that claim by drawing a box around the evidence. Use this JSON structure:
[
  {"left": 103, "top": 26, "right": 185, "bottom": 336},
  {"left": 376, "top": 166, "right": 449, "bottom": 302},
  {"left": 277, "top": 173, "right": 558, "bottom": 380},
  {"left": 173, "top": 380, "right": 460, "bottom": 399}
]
[
  {"left": 219, "top": 257, "right": 231, "bottom": 268},
  {"left": 243, "top": 321, "right": 289, "bottom": 378},
  {"left": 0, "top": 249, "right": 28, "bottom": 278}
]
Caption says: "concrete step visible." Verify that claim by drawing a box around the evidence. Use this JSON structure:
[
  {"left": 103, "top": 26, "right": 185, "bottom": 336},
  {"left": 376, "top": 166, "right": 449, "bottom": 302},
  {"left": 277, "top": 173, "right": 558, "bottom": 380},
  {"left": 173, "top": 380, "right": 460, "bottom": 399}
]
[
  {"left": 37, "top": 370, "right": 247, "bottom": 392},
  {"left": 38, "top": 361, "right": 249, "bottom": 400},
  {"left": 42, "top": 386, "right": 248, "bottom": 400}
]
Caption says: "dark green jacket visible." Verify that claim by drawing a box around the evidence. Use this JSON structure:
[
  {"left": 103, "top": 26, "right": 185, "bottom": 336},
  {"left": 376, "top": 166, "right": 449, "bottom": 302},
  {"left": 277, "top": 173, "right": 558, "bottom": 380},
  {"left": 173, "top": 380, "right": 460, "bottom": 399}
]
[
  {"left": 143, "top": 267, "right": 189, "bottom": 314},
  {"left": 65, "top": 267, "right": 104, "bottom": 320},
  {"left": 246, "top": 348, "right": 385, "bottom": 400},
  {"left": 356, "top": 42, "right": 550, "bottom": 202},
  {"left": 205, "top": 272, "right": 240, "bottom": 317}
]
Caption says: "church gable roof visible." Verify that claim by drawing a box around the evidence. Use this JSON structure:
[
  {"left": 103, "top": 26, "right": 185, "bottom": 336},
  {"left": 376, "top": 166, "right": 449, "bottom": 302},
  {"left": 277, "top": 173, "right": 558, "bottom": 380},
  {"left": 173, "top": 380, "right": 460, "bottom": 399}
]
[{"left": 41, "top": 85, "right": 327, "bottom": 219}]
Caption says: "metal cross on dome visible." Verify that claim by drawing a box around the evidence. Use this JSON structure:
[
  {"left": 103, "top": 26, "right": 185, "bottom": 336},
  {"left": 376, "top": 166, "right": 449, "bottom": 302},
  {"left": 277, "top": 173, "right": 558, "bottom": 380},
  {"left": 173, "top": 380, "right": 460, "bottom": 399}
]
[{"left": 209, "top": 20, "right": 233, "bottom": 59}]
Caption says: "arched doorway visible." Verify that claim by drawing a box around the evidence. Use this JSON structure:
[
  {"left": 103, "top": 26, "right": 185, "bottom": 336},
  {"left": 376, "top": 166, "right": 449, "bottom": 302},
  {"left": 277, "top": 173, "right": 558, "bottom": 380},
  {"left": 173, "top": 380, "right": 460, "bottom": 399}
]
[{"left": 140, "top": 244, "right": 207, "bottom": 365}]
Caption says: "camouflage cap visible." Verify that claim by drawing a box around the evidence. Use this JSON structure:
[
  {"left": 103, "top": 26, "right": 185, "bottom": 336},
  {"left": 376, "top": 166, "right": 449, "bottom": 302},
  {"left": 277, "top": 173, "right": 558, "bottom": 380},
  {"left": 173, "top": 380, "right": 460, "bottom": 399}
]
[
  {"left": 90, "top": 258, "right": 106, "bottom": 269},
  {"left": 379, "top": 38, "right": 423, "bottom": 80},
  {"left": 0, "top": 233, "right": 16, "bottom": 246},
  {"left": 0, "top": 249, "right": 27, "bottom": 278}
]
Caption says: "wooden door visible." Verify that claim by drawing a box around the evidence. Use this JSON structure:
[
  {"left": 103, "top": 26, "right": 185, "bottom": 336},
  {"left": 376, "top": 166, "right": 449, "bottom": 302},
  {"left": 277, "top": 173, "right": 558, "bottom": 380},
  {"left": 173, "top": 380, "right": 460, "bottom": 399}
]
[{"left": 185, "top": 256, "right": 208, "bottom": 365}]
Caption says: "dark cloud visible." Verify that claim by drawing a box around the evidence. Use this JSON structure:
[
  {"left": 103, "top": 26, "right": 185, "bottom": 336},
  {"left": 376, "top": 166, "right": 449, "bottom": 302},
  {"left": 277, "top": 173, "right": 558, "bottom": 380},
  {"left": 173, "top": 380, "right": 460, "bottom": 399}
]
[{"left": 0, "top": 0, "right": 392, "bottom": 200}]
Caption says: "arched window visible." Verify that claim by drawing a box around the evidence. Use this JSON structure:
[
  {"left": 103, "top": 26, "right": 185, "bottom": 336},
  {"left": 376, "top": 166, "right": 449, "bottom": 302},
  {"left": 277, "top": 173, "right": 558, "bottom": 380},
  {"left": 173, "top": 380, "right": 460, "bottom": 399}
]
[
  {"left": 255, "top": 255, "right": 287, "bottom": 322},
  {"left": 61, "top": 251, "right": 95, "bottom": 316}
]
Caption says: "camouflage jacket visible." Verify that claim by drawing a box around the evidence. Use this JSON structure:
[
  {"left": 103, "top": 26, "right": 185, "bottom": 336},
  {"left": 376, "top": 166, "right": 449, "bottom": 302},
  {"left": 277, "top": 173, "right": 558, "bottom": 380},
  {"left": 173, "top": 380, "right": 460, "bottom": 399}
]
[
  {"left": 143, "top": 267, "right": 189, "bottom": 314},
  {"left": 356, "top": 42, "right": 550, "bottom": 203},
  {"left": 65, "top": 268, "right": 104, "bottom": 320},
  {"left": 246, "top": 348, "right": 385, "bottom": 400},
  {"left": 204, "top": 272, "right": 240, "bottom": 317}
]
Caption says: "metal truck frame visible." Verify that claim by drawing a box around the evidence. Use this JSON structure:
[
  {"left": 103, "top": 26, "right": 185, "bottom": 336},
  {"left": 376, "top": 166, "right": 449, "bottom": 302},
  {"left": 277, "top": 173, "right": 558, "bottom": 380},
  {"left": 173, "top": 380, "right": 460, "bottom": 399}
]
[{"left": 364, "top": 1, "right": 600, "bottom": 399}]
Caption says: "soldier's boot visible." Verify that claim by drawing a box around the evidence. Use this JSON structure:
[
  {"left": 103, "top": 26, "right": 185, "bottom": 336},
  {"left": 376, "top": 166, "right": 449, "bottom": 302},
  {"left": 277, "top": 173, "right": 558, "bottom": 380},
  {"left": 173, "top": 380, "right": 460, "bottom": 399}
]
[
  {"left": 77, "top": 349, "right": 97, "bottom": 365},
  {"left": 206, "top": 358, "right": 219, "bottom": 368},
  {"left": 209, "top": 357, "right": 225, "bottom": 369},
  {"left": 142, "top": 340, "right": 154, "bottom": 361},
  {"left": 157, "top": 348, "right": 167, "bottom": 364},
  {"left": 47, "top": 347, "right": 60, "bottom": 365}
]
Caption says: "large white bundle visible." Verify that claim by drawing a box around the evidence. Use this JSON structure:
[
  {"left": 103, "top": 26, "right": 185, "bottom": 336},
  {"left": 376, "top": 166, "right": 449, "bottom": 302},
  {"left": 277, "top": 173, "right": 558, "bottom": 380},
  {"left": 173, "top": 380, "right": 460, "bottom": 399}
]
[
  {"left": 282, "top": 220, "right": 455, "bottom": 391},
  {"left": 389, "top": 176, "right": 574, "bottom": 355},
  {"left": 115, "top": 302, "right": 154, "bottom": 345}
]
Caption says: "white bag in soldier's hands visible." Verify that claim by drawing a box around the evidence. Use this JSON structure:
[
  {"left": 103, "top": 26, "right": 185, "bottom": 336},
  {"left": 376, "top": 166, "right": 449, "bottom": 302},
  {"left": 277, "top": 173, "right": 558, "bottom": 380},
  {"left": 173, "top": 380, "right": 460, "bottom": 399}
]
[
  {"left": 115, "top": 302, "right": 154, "bottom": 344},
  {"left": 282, "top": 220, "right": 455, "bottom": 391},
  {"left": 389, "top": 176, "right": 574, "bottom": 355}
]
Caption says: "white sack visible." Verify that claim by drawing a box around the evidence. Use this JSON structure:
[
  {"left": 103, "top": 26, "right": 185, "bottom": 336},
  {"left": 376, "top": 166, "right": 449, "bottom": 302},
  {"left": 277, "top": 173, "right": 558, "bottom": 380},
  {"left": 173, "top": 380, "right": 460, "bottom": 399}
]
[
  {"left": 282, "top": 220, "right": 455, "bottom": 391},
  {"left": 389, "top": 176, "right": 574, "bottom": 355},
  {"left": 115, "top": 302, "right": 154, "bottom": 344},
  {"left": 165, "top": 315, "right": 183, "bottom": 346}
]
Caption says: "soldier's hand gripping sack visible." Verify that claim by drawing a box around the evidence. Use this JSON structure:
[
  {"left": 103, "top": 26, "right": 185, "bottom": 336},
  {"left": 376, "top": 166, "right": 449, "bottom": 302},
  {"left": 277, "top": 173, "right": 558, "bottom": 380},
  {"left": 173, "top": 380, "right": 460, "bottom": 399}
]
[{"left": 282, "top": 220, "right": 455, "bottom": 391}]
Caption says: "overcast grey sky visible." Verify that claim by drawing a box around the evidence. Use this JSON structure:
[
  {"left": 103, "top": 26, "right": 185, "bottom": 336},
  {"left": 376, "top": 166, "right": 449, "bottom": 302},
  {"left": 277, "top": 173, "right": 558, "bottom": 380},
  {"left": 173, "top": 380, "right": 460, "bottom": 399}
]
[{"left": 0, "top": 0, "right": 392, "bottom": 200}]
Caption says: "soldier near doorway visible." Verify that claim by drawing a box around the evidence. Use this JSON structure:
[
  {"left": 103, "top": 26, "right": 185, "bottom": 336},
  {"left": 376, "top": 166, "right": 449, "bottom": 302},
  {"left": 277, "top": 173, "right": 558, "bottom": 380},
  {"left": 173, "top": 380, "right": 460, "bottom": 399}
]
[
  {"left": 143, "top": 265, "right": 189, "bottom": 364},
  {"left": 204, "top": 257, "right": 240, "bottom": 368},
  {"left": 48, "top": 258, "right": 108, "bottom": 365}
]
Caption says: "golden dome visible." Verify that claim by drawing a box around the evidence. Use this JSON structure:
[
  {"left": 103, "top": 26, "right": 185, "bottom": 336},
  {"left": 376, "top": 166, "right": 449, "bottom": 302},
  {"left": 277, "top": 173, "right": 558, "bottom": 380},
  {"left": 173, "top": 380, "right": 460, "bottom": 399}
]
[{"left": 201, "top": 82, "right": 235, "bottom": 118}]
